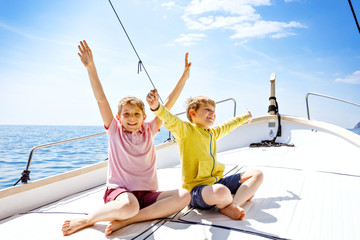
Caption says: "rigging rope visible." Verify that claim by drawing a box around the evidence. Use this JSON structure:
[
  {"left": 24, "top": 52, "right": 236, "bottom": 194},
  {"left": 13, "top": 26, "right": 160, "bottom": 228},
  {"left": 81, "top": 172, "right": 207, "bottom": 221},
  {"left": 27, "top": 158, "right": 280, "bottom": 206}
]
[
  {"left": 108, "top": 0, "right": 164, "bottom": 104},
  {"left": 348, "top": 0, "right": 360, "bottom": 34}
]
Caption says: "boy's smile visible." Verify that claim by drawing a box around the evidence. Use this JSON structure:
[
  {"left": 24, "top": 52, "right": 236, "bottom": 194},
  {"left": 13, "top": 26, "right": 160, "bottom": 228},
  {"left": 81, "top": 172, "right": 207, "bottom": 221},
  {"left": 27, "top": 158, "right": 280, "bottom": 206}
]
[
  {"left": 118, "top": 103, "right": 146, "bottom": 132},
  {"left": 191, "top": 103, "right": 216, "bottom": 129}
]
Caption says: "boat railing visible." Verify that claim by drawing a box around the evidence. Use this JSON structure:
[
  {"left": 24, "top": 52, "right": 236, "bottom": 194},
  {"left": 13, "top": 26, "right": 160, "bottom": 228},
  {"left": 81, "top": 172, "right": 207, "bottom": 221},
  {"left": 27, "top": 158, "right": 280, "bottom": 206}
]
[
  {"left": 165, "top": 98, "right": 237, "bottom": 141},
  {"left": 14, "top": 98, "right": 237, "bottom": 186},
  {"left": 305, "top": 92, "right": 360, "bottom": 120},
  {"left": 14, "top": 132, "right": 107, "bottom": 186}
]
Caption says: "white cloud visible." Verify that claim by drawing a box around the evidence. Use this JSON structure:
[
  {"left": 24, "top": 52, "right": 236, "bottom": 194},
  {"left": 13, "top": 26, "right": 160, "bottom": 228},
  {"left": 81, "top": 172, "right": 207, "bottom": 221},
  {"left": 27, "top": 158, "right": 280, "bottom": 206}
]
[
  {"left": 168, "top": 0, "right": 306, "bottom": 43},
  {"left": 236, "top": 42, "right": 277, "bottom": 63},
  {"left": 335, "top": 71, "right": 360, "bottom": 84},
  {"left": 161, "top": 1, "right": 176, "bottom": 8},
  {"left": 161, "top": 1, "right": 183, "bottom": 10},
  {"left": 174, "top": 33, "right": 207, "bottom": 46},
  {"left": 184, "top": 0, "right": 270, "bottom": 15},
  {"left": 184, "top": 14, "right": 259, "bottom": 30},
  {"left": 271, "top": 32, "right": 296, "bottom": 39},
  {"left": 229, "top": 21, "right": 306, "bottom": 39}
]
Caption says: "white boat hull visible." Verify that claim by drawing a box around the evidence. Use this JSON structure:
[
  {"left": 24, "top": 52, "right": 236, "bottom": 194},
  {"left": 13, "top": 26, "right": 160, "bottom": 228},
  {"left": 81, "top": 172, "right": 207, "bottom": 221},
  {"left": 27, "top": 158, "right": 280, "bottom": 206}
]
[{"left": 1, "top": 115, "right": 360, "bottom": 239}]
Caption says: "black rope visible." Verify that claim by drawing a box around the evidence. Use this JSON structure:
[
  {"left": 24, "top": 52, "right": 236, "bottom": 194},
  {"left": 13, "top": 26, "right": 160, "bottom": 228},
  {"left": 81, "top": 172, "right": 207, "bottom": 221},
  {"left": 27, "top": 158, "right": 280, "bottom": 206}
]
[
  {"left": 250, "top": 97, "right": 294, "bottom": 148},
  {"left": 13, "top": 170, "right": 31, "bottom": 186},
  {"left": 108, "top": 0, "right": 163, "bottom": 104},
  {"left": 137, "top": 60, "right": 142, "bottom": 74},
  {"left": 268, "top": 97, "right": 279, "bottom": 114},
  {"left": 274, "top": 112, "right": 281, "bottom": 139},
  {"left": 348, "top": 0, "right": 360, "bottom": 34},
  {"left": 249, "top": 139, "right": 294, "bottom": 148}
]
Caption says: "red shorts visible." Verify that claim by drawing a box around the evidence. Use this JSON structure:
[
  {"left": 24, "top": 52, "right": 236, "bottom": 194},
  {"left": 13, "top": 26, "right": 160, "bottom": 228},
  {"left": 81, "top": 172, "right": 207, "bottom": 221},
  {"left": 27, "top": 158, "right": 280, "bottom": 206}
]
[{"left": 103, "top": 187, "right": 162, "bottom": 209}]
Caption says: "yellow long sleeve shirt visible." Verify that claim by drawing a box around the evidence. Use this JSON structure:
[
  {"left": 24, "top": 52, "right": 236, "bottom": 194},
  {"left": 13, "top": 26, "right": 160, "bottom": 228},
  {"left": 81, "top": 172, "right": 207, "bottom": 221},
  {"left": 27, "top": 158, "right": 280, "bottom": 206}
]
[{"left": 153, "top": 104, "right": 249, "bottom": 192}]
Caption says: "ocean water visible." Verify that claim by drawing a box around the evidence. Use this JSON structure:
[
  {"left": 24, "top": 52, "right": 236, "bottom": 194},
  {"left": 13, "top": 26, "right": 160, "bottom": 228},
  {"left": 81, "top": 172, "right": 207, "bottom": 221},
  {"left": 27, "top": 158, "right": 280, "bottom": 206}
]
[
  {"left": 351, "top": 128, "right": 360, "bottom": 135},
  {"left": 0, "top": 125, "right": 359, "bottom": 190},
  {"left": 0, "top": 125, "right": 170, "bottom": 190}
]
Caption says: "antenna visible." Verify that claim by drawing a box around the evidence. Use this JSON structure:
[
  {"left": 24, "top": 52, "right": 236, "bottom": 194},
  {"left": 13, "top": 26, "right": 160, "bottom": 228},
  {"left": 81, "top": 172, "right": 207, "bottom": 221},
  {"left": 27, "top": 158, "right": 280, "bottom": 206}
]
[{"left": 268, "top": 73, "right": 277, "bottom": 115}]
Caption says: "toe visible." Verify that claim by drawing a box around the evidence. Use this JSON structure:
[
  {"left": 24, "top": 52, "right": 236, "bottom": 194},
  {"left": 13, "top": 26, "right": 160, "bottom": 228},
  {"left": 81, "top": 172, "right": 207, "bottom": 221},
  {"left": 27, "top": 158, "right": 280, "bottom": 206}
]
[{"left": 105, "top": 224, "right": 112, "bottom": 236}]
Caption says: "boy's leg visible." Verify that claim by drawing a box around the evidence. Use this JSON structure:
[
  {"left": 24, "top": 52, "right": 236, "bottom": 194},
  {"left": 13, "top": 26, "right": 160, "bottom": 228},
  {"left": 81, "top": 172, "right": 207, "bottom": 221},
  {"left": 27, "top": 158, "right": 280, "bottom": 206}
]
[
  {"left": 221, "top": 169, "right": 263, "bottom": 220},
  {"left": 200, "top": 184, "right": 233, "bottom": 209},
  {"left": 233, "top": 169, "right": 263, "bottom": 206},
  {"left": 62, "top": 192, "right": 139, "bottom": 236},
  {"left": 200, "top": 184, "right": 246, "bottom": 220},
  {"left": 105, "top": 189, "right": 190, "bottom": 236}
]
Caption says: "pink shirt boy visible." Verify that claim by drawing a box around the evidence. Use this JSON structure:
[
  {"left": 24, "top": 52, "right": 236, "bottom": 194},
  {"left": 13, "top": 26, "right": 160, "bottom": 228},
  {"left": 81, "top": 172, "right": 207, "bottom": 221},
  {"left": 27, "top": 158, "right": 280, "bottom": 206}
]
[{"left": 106, "top": 117, "right": 159, "bottom": 191}]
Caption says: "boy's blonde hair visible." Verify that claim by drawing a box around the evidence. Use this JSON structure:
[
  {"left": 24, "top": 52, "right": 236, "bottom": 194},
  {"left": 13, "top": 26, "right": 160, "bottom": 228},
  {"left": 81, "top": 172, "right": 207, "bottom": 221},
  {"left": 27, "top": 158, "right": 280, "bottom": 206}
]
[
  {"left": 118, "top": 96, "right": 145, "bottom": 115},
  {"left": 186, "top": 96, "right": 215, "bottom": 122}
]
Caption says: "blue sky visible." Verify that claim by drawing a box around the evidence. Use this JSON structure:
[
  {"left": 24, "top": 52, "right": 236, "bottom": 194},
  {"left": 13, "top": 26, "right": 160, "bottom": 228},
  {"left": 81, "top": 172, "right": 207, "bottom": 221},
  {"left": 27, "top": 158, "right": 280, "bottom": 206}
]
[{"left": 1, "top": 0, "right": 359, "bottom": 128}]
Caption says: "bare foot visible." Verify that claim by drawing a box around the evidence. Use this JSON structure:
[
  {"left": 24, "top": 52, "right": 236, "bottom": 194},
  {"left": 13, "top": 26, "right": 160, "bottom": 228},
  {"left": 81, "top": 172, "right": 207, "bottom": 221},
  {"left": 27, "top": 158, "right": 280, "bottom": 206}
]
[
  {"left": 105, "top": 220, "right": 128, "bottom": 236},
  {"left": 62, "top": 217, "right": 91, "bottom": 236},
  {"left": 220, "top": 204, "right": 246, "bottom": 220}
]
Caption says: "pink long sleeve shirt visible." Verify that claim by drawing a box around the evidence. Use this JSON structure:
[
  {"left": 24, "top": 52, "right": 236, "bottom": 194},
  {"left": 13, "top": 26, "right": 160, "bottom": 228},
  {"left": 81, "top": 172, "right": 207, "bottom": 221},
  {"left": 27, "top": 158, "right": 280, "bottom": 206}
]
[{"left": 105, "top": 117, "right": 159, "bottom": 191}]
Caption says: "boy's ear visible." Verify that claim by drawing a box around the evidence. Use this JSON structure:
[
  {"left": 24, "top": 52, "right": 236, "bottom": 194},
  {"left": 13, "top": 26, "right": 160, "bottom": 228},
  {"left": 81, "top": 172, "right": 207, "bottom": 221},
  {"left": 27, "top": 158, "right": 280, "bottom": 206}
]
[
  {"left": 189, "top": 109, "right": 196, "bottom": 117},
  {"left": 143, "top": 114, "right": 147, "bottom": 121},
  {"left": 116, "top": 115, "right": 121, "bottom": 122}
]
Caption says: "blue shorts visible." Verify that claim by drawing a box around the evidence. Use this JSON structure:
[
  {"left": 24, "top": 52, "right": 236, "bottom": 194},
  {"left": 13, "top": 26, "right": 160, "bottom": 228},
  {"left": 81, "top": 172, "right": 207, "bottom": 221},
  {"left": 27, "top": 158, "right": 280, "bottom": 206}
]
[{"left": 190, "top": 173, "right": 242, "bottom": 209}]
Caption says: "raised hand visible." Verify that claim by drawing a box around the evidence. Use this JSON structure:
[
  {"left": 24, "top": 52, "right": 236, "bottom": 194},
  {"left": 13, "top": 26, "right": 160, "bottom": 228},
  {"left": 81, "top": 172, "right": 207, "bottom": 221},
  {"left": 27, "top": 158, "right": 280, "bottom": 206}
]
[
  {"left": 147, "top": 89, "right": 160, "bottom": 111},
  {"left": 245, "top": 109, "right": 252, "bottom": 123},
  {"left": 182, "top": 52, "right": 192, "bottom": 80},
  {"left": 78, "top": 40, "right": 94, "bottom": 68}
]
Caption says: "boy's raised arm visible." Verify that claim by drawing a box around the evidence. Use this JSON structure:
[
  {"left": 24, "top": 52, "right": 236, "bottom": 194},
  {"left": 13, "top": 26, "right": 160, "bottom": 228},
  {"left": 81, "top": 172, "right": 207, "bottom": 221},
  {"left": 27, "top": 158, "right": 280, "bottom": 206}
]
[
  {"left": 164, "top": 53, "right": 191, "bottom": 110},
  {"left": 78, "top": 40, "right": 113, "bottom": 128},
  {"left": 154, "top": 53, "right": 192, "bottom": 129},
  {"left": 146, "top": 89, "right": 160, "bottom": 111}
]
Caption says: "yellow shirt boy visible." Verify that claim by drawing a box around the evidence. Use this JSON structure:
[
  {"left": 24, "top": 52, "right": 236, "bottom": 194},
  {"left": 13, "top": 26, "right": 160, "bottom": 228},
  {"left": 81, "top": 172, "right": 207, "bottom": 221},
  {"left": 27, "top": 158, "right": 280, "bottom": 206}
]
[
  {"left": 152, "top": 103, "right": 249, "bottom": 192},
  {"left": 147, "top": 91, "right": 263, "bottom": 221}
]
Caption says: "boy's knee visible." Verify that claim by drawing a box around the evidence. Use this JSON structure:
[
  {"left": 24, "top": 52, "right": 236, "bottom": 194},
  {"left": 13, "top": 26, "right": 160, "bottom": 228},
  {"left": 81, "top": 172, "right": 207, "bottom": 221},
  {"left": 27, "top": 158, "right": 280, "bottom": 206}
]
[
  {"left": 179, "top": 189, "right": 191, "bottom": 204},
  {"left": 125, "top": 199, "right": 140, "bottom": 214},
  {"left": 241, "top": 169, "right": 264, "bottom": 185},
  {"left": 115, "top": 194, "right": 140, "bottom": 216},
  {"left": 212, "top": 184, "right": 233, "bottom": 207},
  {"left": 213, "top": 184, "right": 232, "bottom": 197},
  {"left": 254, "top": 169, "right": 264, "bottom": 182}
]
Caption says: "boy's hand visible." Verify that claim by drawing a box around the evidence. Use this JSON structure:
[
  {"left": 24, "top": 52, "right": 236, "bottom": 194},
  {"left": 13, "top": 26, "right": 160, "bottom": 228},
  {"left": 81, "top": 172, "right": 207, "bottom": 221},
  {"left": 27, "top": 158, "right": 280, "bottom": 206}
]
[
  {"left": 147, "top": 89, "right": 160, "bottom": 111},
  {"left": 182, "top": 52, "right": 192, "bottom": 80},
  {"left": 245, "top": 109, "right": 252, "bottom": 123},
  {"left": 78, "top": 40, "right": 94, "bottom": 68}
]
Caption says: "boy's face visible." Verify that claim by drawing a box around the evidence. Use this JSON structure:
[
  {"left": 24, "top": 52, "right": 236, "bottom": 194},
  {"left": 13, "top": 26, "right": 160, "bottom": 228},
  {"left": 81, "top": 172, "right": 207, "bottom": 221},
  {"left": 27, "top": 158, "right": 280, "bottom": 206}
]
[
  {"left": 118, "top": 103, "right": 146, "bottom": 132},
  {"left": 191, "top": 103, "right": 216, "bottom": 128}
]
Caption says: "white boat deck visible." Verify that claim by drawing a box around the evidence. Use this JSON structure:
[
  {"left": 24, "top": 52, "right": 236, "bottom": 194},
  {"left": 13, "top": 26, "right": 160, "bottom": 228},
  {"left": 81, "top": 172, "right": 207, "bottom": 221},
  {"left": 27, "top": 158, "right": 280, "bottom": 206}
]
[{"left": 2, "top": 139, "right": 360, "bottom": 240}]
